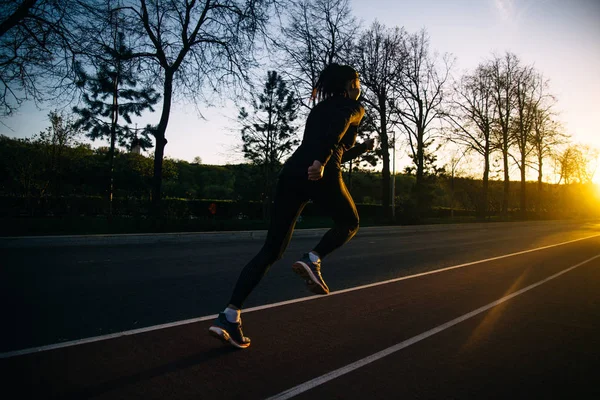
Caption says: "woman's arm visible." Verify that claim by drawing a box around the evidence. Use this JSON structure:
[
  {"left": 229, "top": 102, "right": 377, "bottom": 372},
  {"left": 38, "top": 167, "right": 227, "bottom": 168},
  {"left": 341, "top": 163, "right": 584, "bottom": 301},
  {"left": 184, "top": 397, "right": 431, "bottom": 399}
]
[
  {"left": 341, "top": 138, "right": 375, "bottom": 163},
  {"left": 341, "top": 142, "right": 368, "bottom": 163}
]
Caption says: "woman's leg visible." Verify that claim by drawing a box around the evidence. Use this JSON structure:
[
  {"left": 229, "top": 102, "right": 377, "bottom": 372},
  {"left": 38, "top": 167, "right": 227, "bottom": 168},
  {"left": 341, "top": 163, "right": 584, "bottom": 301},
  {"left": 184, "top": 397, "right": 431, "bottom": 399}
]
[
  {"left": 228, "top": 178, "right": 309, "bottom": 308},
  {"left": 311, "top": 175, "right": 359, "bottom": 259}
]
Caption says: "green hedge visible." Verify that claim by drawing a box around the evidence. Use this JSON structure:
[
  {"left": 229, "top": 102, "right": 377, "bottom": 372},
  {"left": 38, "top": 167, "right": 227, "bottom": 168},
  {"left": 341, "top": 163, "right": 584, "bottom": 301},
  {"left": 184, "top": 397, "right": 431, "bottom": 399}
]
[
  {"left": 0, "top": 196, "right": 387, "bottom": 235},
  {"left": 1, "top": 214, "right": 380, "bottom": 236},
  {"left": 0, "top": 196, "right": 390, "bottom": 219}
]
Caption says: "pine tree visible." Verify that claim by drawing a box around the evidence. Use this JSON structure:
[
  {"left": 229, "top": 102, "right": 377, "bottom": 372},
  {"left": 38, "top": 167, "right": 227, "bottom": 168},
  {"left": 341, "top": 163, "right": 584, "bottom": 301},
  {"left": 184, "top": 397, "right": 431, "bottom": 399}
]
[
  {"left": 73, "top": 16, "right": 159, "bottom": 216},
  {"left": 239, "top": 71, "right": 300, "bottom": 218}
]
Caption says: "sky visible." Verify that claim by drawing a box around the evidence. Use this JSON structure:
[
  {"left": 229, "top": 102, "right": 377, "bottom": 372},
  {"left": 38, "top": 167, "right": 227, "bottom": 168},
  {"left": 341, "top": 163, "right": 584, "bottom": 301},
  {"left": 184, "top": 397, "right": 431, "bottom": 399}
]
[{"left": 1, "top": 0, "right": 599, "bottom": 180}]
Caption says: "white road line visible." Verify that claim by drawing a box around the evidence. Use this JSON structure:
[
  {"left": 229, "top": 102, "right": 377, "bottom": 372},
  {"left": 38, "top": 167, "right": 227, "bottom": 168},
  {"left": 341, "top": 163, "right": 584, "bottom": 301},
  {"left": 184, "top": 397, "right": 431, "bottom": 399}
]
[
  {"left": 265, "top": 253, "right": 600, "bottom": 400},
  {"left": 1, "top": 233, "right": 599, "bottom": 359}
]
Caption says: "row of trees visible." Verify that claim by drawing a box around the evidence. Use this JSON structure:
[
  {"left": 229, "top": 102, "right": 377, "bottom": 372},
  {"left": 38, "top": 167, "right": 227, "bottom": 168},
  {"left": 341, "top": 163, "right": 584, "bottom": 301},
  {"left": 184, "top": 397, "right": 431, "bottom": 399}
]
[
  {"left": 2, "top": 0, "right": 274, "bottom": 215},
  {"left": 237, "top": 8, "right": 451, "bottom": 221},
  {"left": 2, "top": 132, "right": 598, "bottom": 223},
  {"left": 1, "top": 0, "right": 597, "bottom": 222},
  {"left": 446, "top": 53, "right": 564, "bottom": 219},
  {"left": 235, "top": 2, "right": 598, "bottom": 221}
]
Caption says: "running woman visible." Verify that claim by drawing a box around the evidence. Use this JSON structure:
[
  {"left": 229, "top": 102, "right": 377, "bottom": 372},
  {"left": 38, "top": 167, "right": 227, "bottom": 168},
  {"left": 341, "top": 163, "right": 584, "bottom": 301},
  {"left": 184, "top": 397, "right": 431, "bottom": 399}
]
[{"left": 209, "top": 63, "right": 373, "bottom": 348}]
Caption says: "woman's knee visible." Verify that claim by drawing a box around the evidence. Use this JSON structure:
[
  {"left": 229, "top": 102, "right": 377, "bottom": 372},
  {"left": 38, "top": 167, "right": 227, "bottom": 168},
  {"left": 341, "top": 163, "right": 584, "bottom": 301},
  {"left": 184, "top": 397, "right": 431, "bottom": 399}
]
[
  {"left": 352, "top": 212, "right": 360, "bottom": 230},
  {"left": 349, "top": 220, "right": 359, "bottom": 236},
  {"left": 344, "top": 216, "right": 359, "bottom": 238},
  {"left": 258, "top": 244, "right": 285, "bottom": 265}
]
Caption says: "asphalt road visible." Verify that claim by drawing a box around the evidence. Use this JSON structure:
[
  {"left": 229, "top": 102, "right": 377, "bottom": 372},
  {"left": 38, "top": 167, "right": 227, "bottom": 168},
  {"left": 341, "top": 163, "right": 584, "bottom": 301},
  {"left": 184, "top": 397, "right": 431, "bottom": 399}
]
[{"left": 1, "top": 221, "right": 599, "bottom": 399}]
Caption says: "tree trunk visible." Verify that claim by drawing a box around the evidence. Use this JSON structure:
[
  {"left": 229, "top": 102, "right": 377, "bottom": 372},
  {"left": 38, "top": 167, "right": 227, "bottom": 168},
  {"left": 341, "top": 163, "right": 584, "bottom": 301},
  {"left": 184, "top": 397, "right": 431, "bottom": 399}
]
[
  {"left": 502, "top": 131, "right": 510, "bottom": 218},
  {"left": 264, "top": 108, "right": 274, "bottom": 220},
  {"left": 151, "top": 70, "right": 173, "bottom": 215},
  {"left": 416, "top": 126, "right": 425, "bottom": 219},
  {"left": 450, "top": 171, "right": 455, "bottom": 219},
  {"left": 537, "top": 153, "right": 543, "bottom": 214},
  {"left": 520, "top": 151, "right": 527, "bottom": 219},
  {"left": 379, "top": 98, "right": 391, "bottom": 221},
  {"left": 109, "top": 70, "right": 119, "bottom": 218},
  {"left": 481, "top": 144, "right": 490, "bottom": 220},
  {"left": 0, "top": 0, "right": 37, "bottom": 38}
]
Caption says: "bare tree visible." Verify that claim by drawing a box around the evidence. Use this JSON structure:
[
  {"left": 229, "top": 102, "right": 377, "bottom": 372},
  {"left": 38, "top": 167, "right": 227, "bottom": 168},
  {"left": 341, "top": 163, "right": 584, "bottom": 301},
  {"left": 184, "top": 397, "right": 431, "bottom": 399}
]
[
  {"left": 510, "top": 65, "right": 546, "bottom": 217},
  {"left": 0, "top": 0, "right": 80, "bottom": 116},
  {"left": 275, "top": 0, "right": 359, "bottom": 108},
  {"left": 107, "top": 0, "right": 273, "bottom": 212},
  {"left": 353, "top": 21, "right": 404, "bottom": 219},
  {"left": 488, "top": 52, "right": 520, "bottom": 216},
  {"left": 556, "top": 145, "right": 599, "bottom": 185},
  {"left": 578, "top": 145, "right": 599, "bottom": 184},
  {"left": 393, "top": 29, "right": 452, "bottom": 217},
  {"left": 445, "top": 63, "right": 496, "bottom": 219},
  {"left": 530, "top": 89, "right": 566, "bottom": 212},
  {"left": 556, "top": 147, "right": 576, "bottom": 185},
  {"left": 0, "top": 0, "right": 39, "bottom": 37}
]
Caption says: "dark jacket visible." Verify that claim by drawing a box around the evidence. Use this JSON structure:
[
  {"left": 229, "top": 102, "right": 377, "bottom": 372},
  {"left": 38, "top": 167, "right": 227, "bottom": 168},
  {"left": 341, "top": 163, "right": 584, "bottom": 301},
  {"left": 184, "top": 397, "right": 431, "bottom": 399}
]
[{"left": 279, "top": 96, "right": 365, "bottom": 179}]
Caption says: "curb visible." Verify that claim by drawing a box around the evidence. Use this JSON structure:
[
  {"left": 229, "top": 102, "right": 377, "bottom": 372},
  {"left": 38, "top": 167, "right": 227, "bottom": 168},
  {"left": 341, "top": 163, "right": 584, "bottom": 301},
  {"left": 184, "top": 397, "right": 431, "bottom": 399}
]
[{"left": 0, "top": 221, "right": 556, "bottom": 248}]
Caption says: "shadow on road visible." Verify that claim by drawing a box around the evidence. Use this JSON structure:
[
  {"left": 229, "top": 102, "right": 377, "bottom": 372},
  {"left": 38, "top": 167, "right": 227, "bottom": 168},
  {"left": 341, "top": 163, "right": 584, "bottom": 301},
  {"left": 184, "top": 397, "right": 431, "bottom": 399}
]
[{"left": 66, "top": 345, "right": 240, "bottom": 399}]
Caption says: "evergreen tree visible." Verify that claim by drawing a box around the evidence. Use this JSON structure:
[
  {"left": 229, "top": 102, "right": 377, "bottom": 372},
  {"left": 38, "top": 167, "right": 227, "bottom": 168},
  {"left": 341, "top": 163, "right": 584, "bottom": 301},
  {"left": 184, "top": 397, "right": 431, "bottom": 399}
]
[
  {"left": 239, "top": 71, "right": 300, "bottom": 217},
  {"left": 72, "top": 15, "right": 159, "bottom": 215}
]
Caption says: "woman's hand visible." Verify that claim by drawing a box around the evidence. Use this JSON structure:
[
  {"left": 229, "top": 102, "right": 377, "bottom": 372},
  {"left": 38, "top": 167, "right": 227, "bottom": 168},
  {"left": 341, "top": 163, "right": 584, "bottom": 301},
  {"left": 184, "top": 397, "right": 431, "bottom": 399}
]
[{"left": 308, "top": 160, "right": 324, "bottom": 180}]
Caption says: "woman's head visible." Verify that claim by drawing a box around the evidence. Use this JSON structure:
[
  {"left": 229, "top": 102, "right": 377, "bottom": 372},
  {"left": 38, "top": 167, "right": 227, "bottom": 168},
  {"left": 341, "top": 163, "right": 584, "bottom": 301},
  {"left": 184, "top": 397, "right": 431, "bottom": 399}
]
[{"left": 312, "top": 63, "right": 361, "bottom": 102}]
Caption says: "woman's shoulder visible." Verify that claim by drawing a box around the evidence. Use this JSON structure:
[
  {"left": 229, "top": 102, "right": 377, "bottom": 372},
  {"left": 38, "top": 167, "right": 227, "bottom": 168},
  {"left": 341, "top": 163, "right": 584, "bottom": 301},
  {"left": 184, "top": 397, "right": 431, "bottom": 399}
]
[{"left": 337, "top": 98, "right": 364, "bottom": 119}]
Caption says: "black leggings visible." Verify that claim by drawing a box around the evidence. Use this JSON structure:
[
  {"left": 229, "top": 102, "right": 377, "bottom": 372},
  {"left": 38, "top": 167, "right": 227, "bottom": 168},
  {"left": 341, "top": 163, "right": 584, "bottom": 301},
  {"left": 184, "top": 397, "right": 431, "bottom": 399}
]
[{"left": 228, "top": 174, "right": 359, "bottom": 308}]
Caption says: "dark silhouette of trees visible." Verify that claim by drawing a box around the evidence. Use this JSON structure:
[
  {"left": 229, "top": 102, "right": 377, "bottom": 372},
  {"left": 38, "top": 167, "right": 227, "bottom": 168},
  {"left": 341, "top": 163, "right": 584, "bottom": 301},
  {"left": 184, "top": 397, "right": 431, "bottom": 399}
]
[
  {"left": 275, "top": 0, "right": 359, "bottom": 108},
  {"left": 33, "top": 110, "right": 82, "bottom": 197},
  {"left": 106, "top": 0, "right": 274, "bottom": 213},
  {"left": 488, "top": 52, "right": 520, "bottom": 217},
  {"left": 447, "top": 53, "right": 573, "bottom": 219},
  {"left": 0, "top": 0, "right": 79, "bottom": 116},
  {"left": 556, "top": 145, "right": 599, "bottom": 185},
  {"left": 1, "top": 2, "right": 590, "bottom": 225},
  {"left": 511, "top": 64, "right": 544, "bottom": 217},
  {"left": 72, "top": 10, "right": 159, "bottom": 215},
  {"left": 393, "top": 29, "right": 452, "bottom": 218},
  {"left": 446, "top": 64, "right": 497, "bottom": 219},
  {"left": 238, "top": 71, "right": 300, "bottom": 217},
  {"left": 353, "top": 21, "right": 405, "bottom": 220},
  {"left": 531, "top": 103, "right": 566, "bottom": 211}
]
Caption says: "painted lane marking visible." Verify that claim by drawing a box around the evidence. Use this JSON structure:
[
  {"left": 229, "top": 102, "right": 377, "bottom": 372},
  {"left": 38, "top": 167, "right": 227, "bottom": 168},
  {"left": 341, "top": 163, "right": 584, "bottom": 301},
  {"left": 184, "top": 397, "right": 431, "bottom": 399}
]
[
  {"left": 1, "top": 233, "right": 599, "bottom": 359},
  {"left": 265, "top": 253, "right": 600, "bottom": 400}
]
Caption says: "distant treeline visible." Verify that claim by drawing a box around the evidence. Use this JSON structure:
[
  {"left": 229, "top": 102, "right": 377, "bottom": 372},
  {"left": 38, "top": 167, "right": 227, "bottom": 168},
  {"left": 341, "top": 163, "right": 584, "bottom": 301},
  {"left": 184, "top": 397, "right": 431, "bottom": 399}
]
[{"left": 1, "top": 135, "right": 598, "bottom": 228}]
